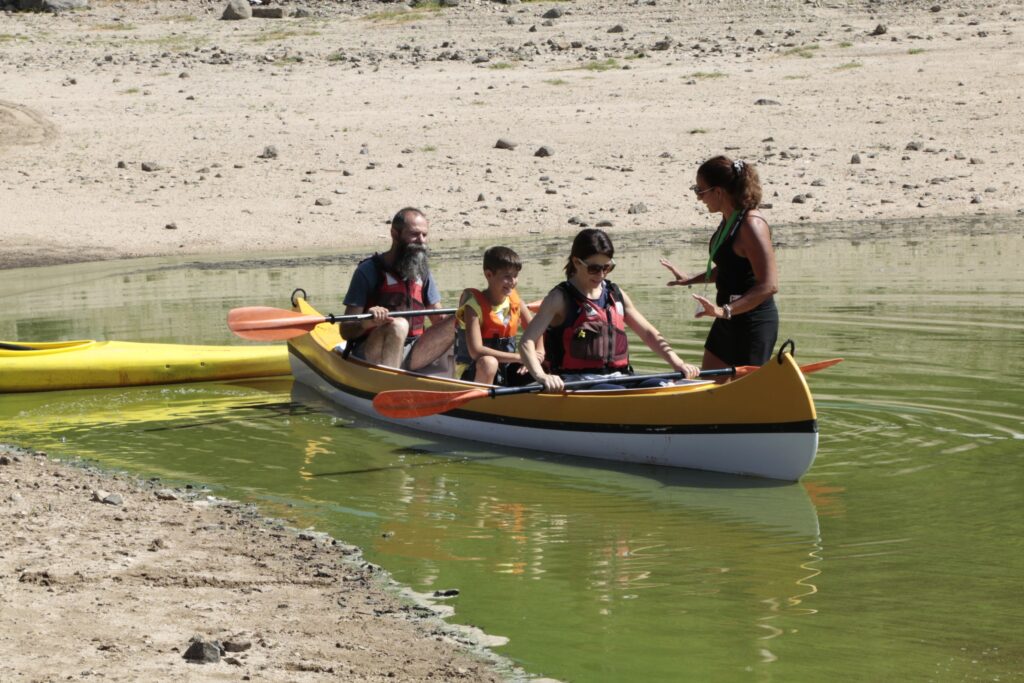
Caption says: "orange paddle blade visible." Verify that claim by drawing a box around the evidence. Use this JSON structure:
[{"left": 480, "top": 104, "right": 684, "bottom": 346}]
[
  {"left": 227, "top": 307, "right": 329, "bottom": 341},
  {"left": 373, "top": 388, "right": 490, "bottom": 419},
  {"left": 800, "top": 358, "right": 843, "bottom": 374}
]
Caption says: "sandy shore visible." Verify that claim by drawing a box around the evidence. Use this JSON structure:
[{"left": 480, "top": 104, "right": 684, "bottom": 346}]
[
  {"left": 1, "top": 0, "right": 1021, "bottom": 269},
  {"left": 0, "top": 444, "right": 517, "bottom": 681}
]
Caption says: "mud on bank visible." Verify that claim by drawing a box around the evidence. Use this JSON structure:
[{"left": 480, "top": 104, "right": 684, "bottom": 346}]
[{"left": 0, "top": 444, "right": 516, "bottom": 682}]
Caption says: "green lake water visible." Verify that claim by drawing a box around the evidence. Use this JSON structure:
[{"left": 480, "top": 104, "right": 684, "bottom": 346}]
[{"left": 1, "top": 218, "right": 1021, "bottom": 681}]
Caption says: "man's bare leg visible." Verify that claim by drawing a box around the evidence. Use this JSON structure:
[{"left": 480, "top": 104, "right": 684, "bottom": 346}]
[
  {"left": 359, "top": 318, "right": 409, "bottom": 367},
  {"left": 406, "top": 316, "right": 456, "bottom": 372}
]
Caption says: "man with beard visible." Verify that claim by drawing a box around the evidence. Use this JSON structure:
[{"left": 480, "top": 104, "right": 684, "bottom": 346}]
[{"left": 340, "top": 207, "right": 456, "bottom": 371}]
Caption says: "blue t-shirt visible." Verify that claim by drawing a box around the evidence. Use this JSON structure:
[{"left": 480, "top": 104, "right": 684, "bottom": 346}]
[{"left": 343, "top": 257, "right": 441, "bottom": 309}]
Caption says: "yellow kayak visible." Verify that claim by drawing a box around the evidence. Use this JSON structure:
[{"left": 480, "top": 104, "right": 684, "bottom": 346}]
[{"left": 0, "top": 340, "right": 291, "bottom": 393}]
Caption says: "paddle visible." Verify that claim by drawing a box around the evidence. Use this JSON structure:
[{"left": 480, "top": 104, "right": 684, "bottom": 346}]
[
  {"left": 372, "top": 358, "right": 844, "bottom": 419},
  {"left": 798, "top": 357, "right": 843, "bottom": 374},
  {"left": 227, "top": 306, "right": 457, "bottom": 341},
  {"left": 373, "top": 367, "right": 742, "bottom": 419}
]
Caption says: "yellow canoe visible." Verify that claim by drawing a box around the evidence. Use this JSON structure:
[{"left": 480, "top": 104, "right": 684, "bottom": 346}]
[
  {"left": 0, "top": 340, "right": 291, "bottom": 393},
  {"left": 287, "top": 297, "right": 819, "bottom": 481}
]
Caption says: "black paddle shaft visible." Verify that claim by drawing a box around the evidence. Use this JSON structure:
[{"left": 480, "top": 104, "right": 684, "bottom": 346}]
[
  {"left": 323, "top": 307, "right": 458, "bottom": 323},
  {"left": 488, "top": 367, "right": 737, "bottom": 398}
]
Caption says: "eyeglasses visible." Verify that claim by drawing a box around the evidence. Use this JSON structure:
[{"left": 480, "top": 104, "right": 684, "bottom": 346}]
[
  {"left": 575, "top": 257, "right": 616, "bottom": 275},
  {"left": 691, "top": 185, "right": 713, "bottom": 197}
]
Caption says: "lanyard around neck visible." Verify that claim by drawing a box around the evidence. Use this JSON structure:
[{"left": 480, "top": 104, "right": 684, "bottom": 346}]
[{"left": 706, "top": 210, "right": 741, "bottom": 284}]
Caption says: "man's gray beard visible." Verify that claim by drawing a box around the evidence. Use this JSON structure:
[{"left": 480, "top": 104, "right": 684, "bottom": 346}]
[{"left": 396, "top": 244, "right": 429, "bottom": 282}]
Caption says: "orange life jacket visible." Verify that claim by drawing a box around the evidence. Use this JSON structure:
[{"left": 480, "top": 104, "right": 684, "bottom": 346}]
[{"left": 454, "top": 288, "right": 521, "bottom": 364}]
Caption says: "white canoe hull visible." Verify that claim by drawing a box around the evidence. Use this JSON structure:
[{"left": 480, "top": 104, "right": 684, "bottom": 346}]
[{"left": 291, "top": 353, "right": 818, "bottom": 481}]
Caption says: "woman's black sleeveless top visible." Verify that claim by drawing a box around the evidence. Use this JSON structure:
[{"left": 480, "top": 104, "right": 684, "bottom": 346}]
[{"left": 712, "top": 210, "right": 774, "bottom": 311}]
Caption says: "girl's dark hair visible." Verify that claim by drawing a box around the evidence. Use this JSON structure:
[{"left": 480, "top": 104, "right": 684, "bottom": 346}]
[
  {"left": 483, "top": 246, "right": 522, "bottom": 273},
  {"left": 697, "top": 156, "right": 762, "bottom": 209},
  {"left": 565, "top": 228, "right": 614, "bottom": 277}
]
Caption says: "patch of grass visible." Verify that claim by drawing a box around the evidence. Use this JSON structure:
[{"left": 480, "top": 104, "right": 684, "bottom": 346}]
[
  {"left": 92, "top": 23, "right": 136, "bottom": 31},
  {"left": 783, "top": 74, "right": 810, "bottom": 80},
  {"left": 470, "top": 100, "right": 486, "bottom": 105},
  {"left": 251, "top": 29, "right": 321, "bottom": 43},
  {"left": 782, "top": 44, "right": 820, "bottom": 58},
  {"left": 835, "top": 61, "right": 862, "bottom": 70},
  {"left": 624, "top": 53, "right": 643, "bottom": 60},
  {"left": 489, "top": 62, "right": 514, "bottom": 70},
  {"left": 544, "top": 78, "right": 568, "bottom": 85},
  {"left": 0, "top": 34, "right": 27, "bottom": 43},
  {"left": 121, "top": 87, "right": 141, "bottom": 95},
  {"left": 326, "top": 52, "right": 346, "bottom": 62},
  {"left": 420, "top": 145, "right": 437, "bottom": 152},
  {"left": 689, "top": 128, "right": 708, "bottom": 135},
  {"left": 908, "top": 47, "right": 926, "bottom": 55},
  {"left": 163, "top": 14, "right": 198, "bottom": 22},
  {"left": 365, "top": 5, "right": 441, "bottom": 23},
  {"left": 839, "top": 41, "right": 853, "bottom": 48},
  {"left": 689, "top": 71, "right": 726, "bottom": 79},
  {"left": 578, "top": 58, "right": 619, "bottom": 72},
  {"left": 273, "top": 56, "right": 304, "bottom": 66}
]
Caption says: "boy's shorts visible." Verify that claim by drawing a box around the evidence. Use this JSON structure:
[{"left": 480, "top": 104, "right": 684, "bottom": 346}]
[{"left": 459, "top": 360, "right": 532, "bottom": 387}]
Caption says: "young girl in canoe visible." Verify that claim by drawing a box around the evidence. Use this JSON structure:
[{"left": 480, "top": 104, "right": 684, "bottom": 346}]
[
  {"left": 659, "top": 156, "right": 779, "bottom": 368},
  {"left": 454, "top": 246, "right": 537, "bottom": 386},
  {"left": 519, "top": 229, "right": 701, "bottom": 392}
]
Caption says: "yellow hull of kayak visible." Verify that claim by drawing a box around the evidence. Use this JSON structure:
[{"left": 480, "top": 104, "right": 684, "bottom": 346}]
[{"left": 0, "top": 340, "right": 291, "bottom": 393}]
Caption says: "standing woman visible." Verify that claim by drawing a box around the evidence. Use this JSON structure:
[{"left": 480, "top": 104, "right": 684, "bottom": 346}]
[
  {"left": 659, "top": 156, "right": 779, "bottom": 368},
  {"left": 520, "top": 228, "right": 700, "bottom": 392}
]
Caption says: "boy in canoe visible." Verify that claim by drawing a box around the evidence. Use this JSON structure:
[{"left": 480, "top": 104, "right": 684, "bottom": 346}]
[{"left": 454, "top": 246, "right": 539, "bottom": 386}]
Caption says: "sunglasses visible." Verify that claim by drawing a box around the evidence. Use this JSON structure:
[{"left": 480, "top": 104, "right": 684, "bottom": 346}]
[
  {"left": 691, "top": 184, "right": 714, "bottom": 197},
  {"left": 575, "top": 257, "right": 616, "bottom": 275}
]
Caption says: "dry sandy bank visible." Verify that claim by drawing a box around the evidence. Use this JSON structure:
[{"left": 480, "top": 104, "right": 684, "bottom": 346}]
[{"left": 0, "top": 0, "right": 1020, "bottom": 269}]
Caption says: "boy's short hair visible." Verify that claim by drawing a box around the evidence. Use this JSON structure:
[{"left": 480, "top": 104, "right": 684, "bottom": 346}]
[{"left": 483, "top": 246, "right": 522, "bottom": 273}]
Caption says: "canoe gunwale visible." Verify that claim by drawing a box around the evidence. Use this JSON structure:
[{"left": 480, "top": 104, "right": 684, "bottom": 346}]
[{"left": 289, "top": 344, "right": 818, "bottom": 436}]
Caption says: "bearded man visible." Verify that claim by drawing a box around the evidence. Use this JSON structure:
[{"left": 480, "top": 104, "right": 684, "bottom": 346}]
[{"left": 340, "top": 207, "right": 455, "bottom": 371}]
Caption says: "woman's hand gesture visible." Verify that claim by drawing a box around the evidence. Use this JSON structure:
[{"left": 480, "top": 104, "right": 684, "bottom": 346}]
[
  {"left": 659, "top": 258, "right": 691, "bottom": 286},
  {"left": 691, "top": 293, "right": 719, "bottom": 319}
]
